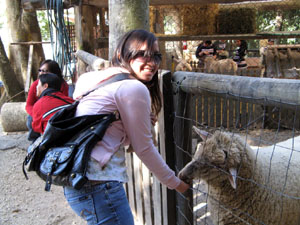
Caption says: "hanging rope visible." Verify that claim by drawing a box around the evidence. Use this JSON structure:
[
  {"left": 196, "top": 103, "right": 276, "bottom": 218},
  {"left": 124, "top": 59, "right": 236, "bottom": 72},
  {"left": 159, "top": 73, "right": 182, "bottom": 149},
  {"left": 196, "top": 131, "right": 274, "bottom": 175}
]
[{"left": 44, "top": 0, "right": 75, "bottom": 79}]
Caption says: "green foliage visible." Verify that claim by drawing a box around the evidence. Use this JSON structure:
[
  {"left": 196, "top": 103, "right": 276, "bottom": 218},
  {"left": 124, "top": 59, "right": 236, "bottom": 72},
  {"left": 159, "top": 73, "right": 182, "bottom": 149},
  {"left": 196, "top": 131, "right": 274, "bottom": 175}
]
[
  {"left": 256, "top": 11, "right": 277, "bottom": 32},
  {"left": 257, "top": 9, "right": 300, "bottom": 44},
  {"left": 282, "top": 9, "right": 300, "bottom": 31},
  {"left": 37, "top": 10, "right": 50, "bottom": 41}
]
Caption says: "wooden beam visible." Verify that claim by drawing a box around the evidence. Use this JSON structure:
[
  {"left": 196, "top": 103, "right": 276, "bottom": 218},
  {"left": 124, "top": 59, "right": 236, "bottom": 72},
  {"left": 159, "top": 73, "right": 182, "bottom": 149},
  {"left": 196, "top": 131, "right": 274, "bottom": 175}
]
[
  {"left": 80, "top": 0, "right": 284, "bottom": 7},
  {"left": 25, "top": 44, "right": 34, "bottom": 94},
  {"left": 23, "top": 0, "right": 295, "bottom": 10},
  {"left": 10, "top": 41, "right": 51, "bottom": 45},
  {"left": 75, "top": 50, "right": 110, "bottom": 70},
  {"left": 80, "top": 0, "right": 266, "bottom": 7},
  {"left": 22, "top": 0, "right": 75, "bottom": 10},
  {"left": 95, "top": 31, "right": 300, "bottom": 45},
  {"left": 174, "top": 71, "right": 300, "bottom": 109},
  {"left": 150, "top": 0, "right": 266, "bottom": 4},
  {"left": 155, "top": 33, "right": 300, "bottom": 41}
]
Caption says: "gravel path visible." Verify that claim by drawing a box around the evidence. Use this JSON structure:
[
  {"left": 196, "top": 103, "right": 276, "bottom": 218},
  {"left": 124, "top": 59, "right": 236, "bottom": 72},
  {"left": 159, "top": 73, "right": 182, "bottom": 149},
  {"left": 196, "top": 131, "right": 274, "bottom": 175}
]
[{"left": 0, "top": 121, "right": 85, "bottom": 225}]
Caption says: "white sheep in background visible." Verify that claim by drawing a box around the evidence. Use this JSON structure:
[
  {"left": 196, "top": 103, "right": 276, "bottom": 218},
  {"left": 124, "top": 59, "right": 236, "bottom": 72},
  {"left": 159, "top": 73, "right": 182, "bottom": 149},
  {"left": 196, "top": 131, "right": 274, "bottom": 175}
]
[
  {"left": 204, "top": 57, "right": 238, "bottom": 75},
  {"left": 179, "top": 126, "right": 300, "bottom": 225},
  {"left": 174, "top": 58, "right": 193, "bottom": 72}
]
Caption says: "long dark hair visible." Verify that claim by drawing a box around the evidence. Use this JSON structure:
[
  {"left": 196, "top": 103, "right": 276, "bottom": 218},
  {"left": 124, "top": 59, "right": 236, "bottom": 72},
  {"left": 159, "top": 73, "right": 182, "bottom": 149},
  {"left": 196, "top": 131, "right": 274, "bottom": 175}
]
[
  {"left": 40, "top": 60, "right": 63, "bottom": 79},
  {"left": 111, "top": 29, "right": 162, "bottom": 116}
]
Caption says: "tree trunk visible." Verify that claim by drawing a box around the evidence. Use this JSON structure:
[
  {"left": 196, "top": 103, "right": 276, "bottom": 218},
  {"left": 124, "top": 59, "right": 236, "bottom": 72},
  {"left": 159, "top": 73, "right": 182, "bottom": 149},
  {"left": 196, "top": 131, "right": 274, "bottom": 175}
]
[
  {"left": 108, "top": 0, "right": 150, "bottom": 60},
  {"left": 0, "top": 38, "right": 25, "bottom": 102},
  {"left": 5, "top": 0, "right": 45, "bottom": 87},
  {"left": 74, "top": 4, "right": 98, "bottom": 75}
]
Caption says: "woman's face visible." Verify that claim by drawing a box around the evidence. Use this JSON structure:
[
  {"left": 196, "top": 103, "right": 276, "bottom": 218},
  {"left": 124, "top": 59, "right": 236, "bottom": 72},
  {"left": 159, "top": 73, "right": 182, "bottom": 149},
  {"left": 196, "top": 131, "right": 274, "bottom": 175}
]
[
  {"left": 129, "top": 41, "right": 161, "bottom": 82},
  {"left": 38, "top": 63, "right": 49, "bottom": 76}
]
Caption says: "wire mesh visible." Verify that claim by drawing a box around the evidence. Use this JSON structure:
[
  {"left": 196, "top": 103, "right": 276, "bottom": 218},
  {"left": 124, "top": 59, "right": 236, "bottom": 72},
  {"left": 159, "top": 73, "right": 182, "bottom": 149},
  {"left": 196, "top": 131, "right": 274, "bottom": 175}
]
[
  {"left": 147, "top": 1, "right": 300, "bottom": 78},
  {"left": 172, "top": 73, "right": 300, "bottom": 225}
]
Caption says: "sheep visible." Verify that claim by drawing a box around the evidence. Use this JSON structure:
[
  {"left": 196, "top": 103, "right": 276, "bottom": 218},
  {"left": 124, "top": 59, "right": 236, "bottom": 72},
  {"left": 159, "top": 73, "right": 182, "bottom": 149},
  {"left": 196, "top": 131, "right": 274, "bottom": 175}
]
[
  {"left": 174, "top": 58, "right": 193, "bottom": 72},
  {"left": 204, "top": 57, "right": 238, "bottom": 75},
  {"left": 179, "top": 126, "right": 300, "bottom": 225}
]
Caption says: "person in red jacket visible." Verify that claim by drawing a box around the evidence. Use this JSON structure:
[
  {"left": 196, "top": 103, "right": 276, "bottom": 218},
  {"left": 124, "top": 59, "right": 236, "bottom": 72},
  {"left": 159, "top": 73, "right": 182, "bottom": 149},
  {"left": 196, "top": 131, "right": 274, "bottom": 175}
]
[
  {"left": 32, "top": 73, "right": 74, "bottom": 134},
  {"left": 26, "top": 60, "right": 69, "bottom": 140}
]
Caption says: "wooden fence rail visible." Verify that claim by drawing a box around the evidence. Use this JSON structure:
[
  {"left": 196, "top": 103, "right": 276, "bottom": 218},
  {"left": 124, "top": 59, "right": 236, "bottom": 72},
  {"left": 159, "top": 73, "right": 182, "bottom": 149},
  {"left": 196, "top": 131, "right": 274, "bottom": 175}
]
[{"left": 171, "top": 71, "right": 300, "bottom": 224}]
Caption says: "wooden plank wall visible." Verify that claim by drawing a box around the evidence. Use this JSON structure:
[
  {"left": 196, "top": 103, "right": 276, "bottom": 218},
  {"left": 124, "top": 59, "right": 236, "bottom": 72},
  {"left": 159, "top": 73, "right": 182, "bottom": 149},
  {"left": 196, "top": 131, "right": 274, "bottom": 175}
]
[
  {"left": 125, "top": 148, "right": 166, "bottom": 225},
  {"left": 192, "top": 94, "right": 300, "bottom": 130},
  {"left": 124, "top": 72, "right": 171, "bottom": 225}
]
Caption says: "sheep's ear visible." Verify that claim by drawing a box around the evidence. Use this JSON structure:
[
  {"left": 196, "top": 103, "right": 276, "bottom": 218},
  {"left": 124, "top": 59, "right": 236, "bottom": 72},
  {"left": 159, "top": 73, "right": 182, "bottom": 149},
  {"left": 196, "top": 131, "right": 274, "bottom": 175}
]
[
  {"left": 228, "top": 168, "right": 237, "bottom": 189},
  {"left": 192, "top": 126, "right": 212, "bottom": 141}
]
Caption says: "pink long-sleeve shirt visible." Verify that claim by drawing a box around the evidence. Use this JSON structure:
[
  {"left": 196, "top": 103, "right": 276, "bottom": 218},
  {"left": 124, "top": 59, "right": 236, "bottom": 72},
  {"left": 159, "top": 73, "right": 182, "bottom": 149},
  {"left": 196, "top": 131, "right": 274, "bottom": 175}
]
[{"left": 73, "top": 67, "right": 181, "bottom": 190}]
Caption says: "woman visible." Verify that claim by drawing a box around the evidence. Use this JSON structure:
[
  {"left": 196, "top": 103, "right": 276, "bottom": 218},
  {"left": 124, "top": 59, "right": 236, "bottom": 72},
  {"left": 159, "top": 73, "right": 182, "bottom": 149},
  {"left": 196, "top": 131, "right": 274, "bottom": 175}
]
[
  {"left": 65, "top": 29, "right": 190, "bottom": 225},
  {"left": 25, "top": 60, "right": 69, "bottom": 141},
  {"left": 233, "top": 40, "right": 248, "bottom": 68}
]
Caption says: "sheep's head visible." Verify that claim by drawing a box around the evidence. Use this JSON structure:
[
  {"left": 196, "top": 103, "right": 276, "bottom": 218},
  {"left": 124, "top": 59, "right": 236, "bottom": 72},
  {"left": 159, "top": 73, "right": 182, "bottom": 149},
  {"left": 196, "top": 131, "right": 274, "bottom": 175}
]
[
  {"left": 174, "top": 58, "right": 193, "bottom": 72},
  {"left": 179, "top": 126, "right": 248, "bottom": 189}
]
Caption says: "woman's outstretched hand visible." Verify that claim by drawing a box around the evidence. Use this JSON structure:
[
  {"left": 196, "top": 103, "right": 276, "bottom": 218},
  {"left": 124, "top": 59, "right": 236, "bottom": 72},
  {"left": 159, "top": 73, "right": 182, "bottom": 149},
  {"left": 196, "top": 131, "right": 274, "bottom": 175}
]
[{"left": 175, "top": 180, "right": 190, "bottom": 193}]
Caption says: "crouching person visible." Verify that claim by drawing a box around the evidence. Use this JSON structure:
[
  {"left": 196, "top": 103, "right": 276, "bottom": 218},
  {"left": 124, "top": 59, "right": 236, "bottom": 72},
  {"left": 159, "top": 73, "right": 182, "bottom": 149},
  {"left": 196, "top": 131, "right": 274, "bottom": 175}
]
[{"left": 32, "top": 73, "right": 74, "bottom": 134}]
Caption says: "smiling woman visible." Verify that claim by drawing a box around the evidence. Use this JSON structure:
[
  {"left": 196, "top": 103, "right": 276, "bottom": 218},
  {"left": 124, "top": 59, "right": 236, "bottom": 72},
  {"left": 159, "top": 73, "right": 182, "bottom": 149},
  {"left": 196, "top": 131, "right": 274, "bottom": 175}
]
[{"left": 65, "top": 29, "right": 190, "bottom": 225}]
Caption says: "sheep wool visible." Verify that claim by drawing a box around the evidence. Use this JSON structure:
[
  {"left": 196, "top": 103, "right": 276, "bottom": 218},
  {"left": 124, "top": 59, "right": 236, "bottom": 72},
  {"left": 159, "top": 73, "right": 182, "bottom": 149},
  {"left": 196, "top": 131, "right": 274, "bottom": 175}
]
[
  {"left": 179, "top": 127, "right": 300, "bottom": 225},
  {"left": 204, "top": 57, "right": 238, "bottom": 75}
]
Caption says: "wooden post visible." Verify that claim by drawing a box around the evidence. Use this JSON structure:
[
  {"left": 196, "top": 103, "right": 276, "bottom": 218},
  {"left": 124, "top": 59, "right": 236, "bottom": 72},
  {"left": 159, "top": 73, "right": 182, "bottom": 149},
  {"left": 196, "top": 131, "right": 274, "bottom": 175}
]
[
  {"left": 172, "top": 74, "right": 194, "bottom": 225},
  {"left": 75, "top": 50, "right": 110, "bottom": 71},
  {"left": 74, "top": 4, "right": 98, "bottom": 75},
  {"left": 274, "top": 48, "right": 282, "bottom": 78},
  {"left": 159, "top": 71, "right": 177, "bottom": 225},
  {"left": 25, "top": 44, "right": 34, "bottom": 95}
]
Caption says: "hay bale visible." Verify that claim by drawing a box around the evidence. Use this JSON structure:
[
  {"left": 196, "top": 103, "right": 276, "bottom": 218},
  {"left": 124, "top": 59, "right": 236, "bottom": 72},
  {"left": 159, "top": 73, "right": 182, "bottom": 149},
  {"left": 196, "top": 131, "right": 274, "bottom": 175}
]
[
  {"left": 217, "top": 8, "right": 256, "bottom": 34},
  {"left": 1, "top": 102, "right": 28, "bottom": 132},
  {"left": 181, "top": 4, "right": 219, "bottom": 35},
  {"left": 150, "top": 4, "right": 219, "bottom": 35}
]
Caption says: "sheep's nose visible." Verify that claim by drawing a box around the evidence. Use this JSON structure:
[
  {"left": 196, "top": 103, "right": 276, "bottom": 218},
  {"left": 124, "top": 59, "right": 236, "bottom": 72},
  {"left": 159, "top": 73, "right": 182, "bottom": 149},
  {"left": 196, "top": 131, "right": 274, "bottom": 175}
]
[
  {"left": 178, "top": 171, "right": 185, "bottom": 180},
  {"left": 178, "top": 172, "right": 191, "bottom": 184}
]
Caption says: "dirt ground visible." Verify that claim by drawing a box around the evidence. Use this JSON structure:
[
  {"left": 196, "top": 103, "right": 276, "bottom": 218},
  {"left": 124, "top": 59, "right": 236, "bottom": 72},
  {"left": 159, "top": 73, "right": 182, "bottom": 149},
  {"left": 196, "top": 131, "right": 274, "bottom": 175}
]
[
  {"left": 0, "top": 117, "right": 299, "bottom": 225},
  {"left": 0, "top": 120, "right": 85, "bottom": 225}
]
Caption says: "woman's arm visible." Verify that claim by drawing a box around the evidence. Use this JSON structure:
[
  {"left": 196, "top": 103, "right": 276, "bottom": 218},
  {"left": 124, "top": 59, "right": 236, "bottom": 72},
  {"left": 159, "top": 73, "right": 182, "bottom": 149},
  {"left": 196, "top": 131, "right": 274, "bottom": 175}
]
[
  {"left": 25, "top": 80, "right": 39, "bottom": 116},
  {"left": 31, "top": 101, "right": 43, "bottom": 134},
  {"left": 116, "top": 81, "right": 183, "bottom": 190}
]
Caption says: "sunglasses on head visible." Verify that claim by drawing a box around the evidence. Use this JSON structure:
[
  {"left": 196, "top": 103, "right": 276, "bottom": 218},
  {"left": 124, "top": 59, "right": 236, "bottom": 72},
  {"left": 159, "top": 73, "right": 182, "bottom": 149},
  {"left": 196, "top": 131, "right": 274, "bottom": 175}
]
[{"left": 132, "top": 50, "right": 162, "bottom": 64}]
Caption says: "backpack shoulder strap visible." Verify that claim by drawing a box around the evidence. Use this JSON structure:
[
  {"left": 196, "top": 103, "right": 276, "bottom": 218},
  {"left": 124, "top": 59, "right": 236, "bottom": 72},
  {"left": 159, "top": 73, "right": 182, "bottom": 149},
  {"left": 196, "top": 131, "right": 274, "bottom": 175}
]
[
  {"left": 80, "top": 73, "right": 131, "bottom": 99},
  {"left": 42, "top": 104, "right": 71, "bottom": 119},
  {"left": 47, "top": 93, "right": 73, "bottom": 105}
]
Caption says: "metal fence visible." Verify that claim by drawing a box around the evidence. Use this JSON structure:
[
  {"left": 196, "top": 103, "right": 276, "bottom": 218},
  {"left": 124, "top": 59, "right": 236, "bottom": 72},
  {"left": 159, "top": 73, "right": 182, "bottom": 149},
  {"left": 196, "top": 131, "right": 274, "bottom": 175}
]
[
  {"left": 147, "top": 1, "right": 300, "bottom": 79},
  {"left": 171, "top": 71, "right": 300, "bottom": 225}
]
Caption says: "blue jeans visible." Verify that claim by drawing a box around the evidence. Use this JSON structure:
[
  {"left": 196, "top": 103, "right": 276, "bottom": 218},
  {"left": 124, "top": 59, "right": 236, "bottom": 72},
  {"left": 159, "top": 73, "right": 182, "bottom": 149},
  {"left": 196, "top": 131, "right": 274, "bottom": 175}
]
[{"left": 64, "top": 181, "right": 134, "bottom": 225}]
